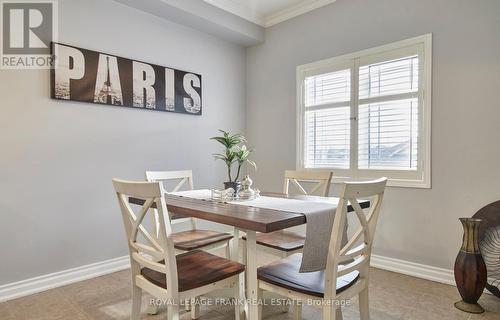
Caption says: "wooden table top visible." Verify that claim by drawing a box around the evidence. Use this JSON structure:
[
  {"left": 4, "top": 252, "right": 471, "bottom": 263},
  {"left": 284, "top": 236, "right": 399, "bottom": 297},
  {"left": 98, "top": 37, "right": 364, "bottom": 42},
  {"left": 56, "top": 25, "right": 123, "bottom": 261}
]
[{"left": 129, "top": 193, "right": 370, "bottom": 233}]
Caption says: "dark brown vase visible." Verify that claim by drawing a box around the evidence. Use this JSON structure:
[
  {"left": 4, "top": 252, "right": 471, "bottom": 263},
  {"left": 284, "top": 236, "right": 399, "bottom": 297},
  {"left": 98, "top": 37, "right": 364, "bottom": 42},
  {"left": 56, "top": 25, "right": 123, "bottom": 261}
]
[{"left": 454, "top": 218, "right": 487, "bottom": 314}]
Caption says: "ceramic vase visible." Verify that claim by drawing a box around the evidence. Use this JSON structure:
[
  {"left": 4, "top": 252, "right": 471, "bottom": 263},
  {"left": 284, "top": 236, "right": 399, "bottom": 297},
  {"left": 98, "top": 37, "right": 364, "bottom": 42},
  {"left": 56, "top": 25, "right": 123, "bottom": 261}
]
[
  {"left": 454, "top": 218, "right": 487, "bottom": 314},
  {"left": 224, "top": 181, "right": 241, "bottom": 195}
]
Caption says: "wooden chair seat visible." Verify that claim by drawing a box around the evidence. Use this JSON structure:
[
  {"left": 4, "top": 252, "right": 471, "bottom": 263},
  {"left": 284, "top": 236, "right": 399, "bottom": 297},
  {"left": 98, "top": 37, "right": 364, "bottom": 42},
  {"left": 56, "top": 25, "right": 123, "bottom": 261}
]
[
  {"left": 141, "top": 250, "right": 245, "bottom": 292},
  {"left": 257, "top": 253, "right": 359, "bottom": 298},
  {"left": 173, "top": 230, "right": 233, "bottom": 251},
  {"left": 243, "top": 230, "right": 305, "bottom": 252}
]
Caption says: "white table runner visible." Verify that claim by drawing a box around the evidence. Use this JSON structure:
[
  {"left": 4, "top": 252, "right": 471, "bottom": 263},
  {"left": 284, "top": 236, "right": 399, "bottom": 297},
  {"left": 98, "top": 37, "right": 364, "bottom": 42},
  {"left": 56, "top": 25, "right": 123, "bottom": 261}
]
[{"left": 170, "top": 189, "right": 346, "bottom": 272}]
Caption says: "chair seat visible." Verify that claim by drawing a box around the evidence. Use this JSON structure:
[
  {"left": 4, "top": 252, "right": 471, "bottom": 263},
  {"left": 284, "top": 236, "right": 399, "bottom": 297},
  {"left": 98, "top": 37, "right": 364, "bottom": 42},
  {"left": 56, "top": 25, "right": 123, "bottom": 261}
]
[
  {"left": 243, "top": 230, "right": 305, "bottom": 252},
  {"left": 141, "top": 250, "right": 245, "bottom": 292},
  {"left": 173, "top": 230, "right": 233, "bottom": 251},
  {"left": 257, "top": 253, "right": 359, "bottom": 297}
]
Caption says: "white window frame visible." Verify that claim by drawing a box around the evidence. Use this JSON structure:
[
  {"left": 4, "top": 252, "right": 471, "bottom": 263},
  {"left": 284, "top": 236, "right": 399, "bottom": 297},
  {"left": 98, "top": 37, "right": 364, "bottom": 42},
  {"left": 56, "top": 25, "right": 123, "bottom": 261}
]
[{"left": 296, "top": 34, "right": 432, "bottom": 188}]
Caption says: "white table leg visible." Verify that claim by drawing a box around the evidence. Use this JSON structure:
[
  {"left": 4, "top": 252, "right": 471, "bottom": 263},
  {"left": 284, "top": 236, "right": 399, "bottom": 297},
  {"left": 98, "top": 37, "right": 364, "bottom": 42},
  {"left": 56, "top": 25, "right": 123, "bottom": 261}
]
[
  {"left": 232, "top": 228, "right": 246, "bottom": 320},
  {"left": 245, "top": 230, "right": 259, "bottom": 320}
]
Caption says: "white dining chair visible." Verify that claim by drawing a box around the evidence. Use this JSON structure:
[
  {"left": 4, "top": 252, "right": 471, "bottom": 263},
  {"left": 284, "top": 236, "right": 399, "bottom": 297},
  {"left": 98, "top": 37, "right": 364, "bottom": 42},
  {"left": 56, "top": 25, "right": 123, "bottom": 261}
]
[
  {"left": 240, "top": 170, "right": 333, "bottom": 313},
  {"left": 145, "top": 170, "right": 233, "bottom": 258},
  {"left": 283, "top": 170, "right": 333, "bottom": 197},
  {"left": 113, "top": 179, "right": 245, "bottom": 320},
  {"left": 256, "top": 177, "right": 387, "bottom": 320},
  {"left": 145, "top": 170, "right": 234, "bottom": 316},
  {"left": 243, "top": 170, "right": 333, "bottom": 259}
]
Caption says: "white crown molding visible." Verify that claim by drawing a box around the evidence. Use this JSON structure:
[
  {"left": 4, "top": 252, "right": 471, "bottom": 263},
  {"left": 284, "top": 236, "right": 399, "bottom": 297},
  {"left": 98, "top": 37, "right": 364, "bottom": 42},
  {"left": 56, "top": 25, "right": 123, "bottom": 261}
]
[
  {"left": 203, "top": 0, "right": 265, "bottom": 26},
  {"left": 204, "top": 0, "right": 337, "bottom": 28},
  {"left": 264, "top": 0, "right": 337, "bottom": 27},
  {"left": 0, "top": 256, "right": 130, "bottom": 303}
]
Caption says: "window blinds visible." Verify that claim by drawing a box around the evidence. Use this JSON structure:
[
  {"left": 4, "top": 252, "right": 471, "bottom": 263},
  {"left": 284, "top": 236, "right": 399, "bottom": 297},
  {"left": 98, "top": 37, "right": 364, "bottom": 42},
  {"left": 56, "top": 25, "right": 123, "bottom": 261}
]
[
  {"left": 304, "top": 69, "right": 350, "bottom": 106},
  {"left": 358, "top": 56, "right": 419, "bottom": 170},
  {"left": 305, "top": 107, "right": 351, "bottom": 168},
  {"left": 303, "top": 55, "right": 420, "bottom": 171},
  {"left": 304, "top": 69, "right": 351, "bottom": 168}
]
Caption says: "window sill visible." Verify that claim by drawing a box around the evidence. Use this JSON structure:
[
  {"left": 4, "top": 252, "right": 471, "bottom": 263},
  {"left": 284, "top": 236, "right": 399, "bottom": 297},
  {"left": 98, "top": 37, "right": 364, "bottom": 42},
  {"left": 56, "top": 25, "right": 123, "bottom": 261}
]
[
  {"left": 330, "top": 176, "right": 431, "bottom": 189},
  {"left": 296, "top": 164, "right": 431, "bottom": 189}
]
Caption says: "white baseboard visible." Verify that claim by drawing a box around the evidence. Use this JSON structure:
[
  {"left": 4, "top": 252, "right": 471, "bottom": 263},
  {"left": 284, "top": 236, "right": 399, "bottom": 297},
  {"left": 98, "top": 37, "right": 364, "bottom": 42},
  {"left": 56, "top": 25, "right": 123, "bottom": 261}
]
[
  {"left": 0, "top": 256, "right": 130, "bottom": 303},
  {"left": 0, "top": 254, "right": 461, "bottom": 303},
  {"left": 371, "top": 254, "right": 455, "bottom": 286}
]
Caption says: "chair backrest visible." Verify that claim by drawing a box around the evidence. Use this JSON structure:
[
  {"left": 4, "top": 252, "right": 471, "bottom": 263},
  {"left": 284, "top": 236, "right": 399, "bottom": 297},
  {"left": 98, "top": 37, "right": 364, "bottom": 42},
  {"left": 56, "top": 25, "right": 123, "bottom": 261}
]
[
  {"left": 145, "top": 170, "right": 194, "bottom": 192},
  {"left": 145, "top": 170, "right": 196, "bottom": 229},
  {"left": 323, "top": 177, "right": 387, "bottom": 299},
  {"left": 112, "top": 179, "right": 179, "bottom": 294},
  {"left": 283, "top": 170, "right": 333, "bottom": 197}
]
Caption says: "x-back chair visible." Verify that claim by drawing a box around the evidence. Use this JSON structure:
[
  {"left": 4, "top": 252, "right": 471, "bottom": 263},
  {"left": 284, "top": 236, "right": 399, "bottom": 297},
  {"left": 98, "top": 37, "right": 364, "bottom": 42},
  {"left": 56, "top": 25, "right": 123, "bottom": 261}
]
[
  {"left": 257, "top": 178, "right": 387, "bottom": 320},
  {"left": 113, "top": 179, "right": 244, "bottom": 320},
  {"left": 145, "top": 170, "right": 233, "bottom": 257},
  {"left": 243, "top": 170, "right": 333, "bottom": 259},
  {"left": 145, "top": 170, "right": 234, "bottom": 315}
]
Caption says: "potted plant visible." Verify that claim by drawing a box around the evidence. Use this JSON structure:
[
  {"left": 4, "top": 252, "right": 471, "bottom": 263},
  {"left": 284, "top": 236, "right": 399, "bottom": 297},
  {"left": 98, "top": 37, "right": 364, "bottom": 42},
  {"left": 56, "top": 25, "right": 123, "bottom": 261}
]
[{"left": 211, "top": 130, "right": 256, "bottom": 193}]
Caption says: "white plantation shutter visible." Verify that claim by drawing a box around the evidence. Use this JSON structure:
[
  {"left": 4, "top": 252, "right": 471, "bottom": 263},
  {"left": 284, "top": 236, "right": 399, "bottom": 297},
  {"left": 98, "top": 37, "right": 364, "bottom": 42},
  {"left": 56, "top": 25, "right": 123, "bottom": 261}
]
[
  {"left": 298, "top": 35, "right": 431, "bottom": 187},
  {"left": 359, "top": 56, "right": 419, "bottom": 99},
  {"left": 304, "top": 69, "right": 351, "bottom": 169},
  {"left": 305, "top": 69, "right": 351, "bottom": 106},
  {"left": 305, "top": 107, "right": 351, "bottom": 168},
  {"left": 358, "top": 56, "right": 420, "bottom": 170}
]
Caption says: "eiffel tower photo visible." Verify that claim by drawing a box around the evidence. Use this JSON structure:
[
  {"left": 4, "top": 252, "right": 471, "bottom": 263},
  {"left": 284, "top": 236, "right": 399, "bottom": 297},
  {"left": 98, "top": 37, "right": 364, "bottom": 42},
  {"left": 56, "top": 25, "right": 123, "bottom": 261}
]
[{"left": 95, "top": 56, "right": 122, "bottom": 105}]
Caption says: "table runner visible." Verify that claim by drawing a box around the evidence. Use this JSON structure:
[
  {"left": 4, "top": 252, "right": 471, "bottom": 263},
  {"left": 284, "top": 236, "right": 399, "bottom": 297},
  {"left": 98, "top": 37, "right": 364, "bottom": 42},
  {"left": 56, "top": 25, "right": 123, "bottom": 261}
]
[{"left": 170, "top": 189, "right": 346, "bottom": 272}]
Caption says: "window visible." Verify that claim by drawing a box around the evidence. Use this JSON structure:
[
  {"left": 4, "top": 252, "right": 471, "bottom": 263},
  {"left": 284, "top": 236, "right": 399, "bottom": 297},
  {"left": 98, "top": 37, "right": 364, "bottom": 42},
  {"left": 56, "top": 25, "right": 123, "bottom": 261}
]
[{"left": 297, "top": 34, "right": 431, "bottom": 188}]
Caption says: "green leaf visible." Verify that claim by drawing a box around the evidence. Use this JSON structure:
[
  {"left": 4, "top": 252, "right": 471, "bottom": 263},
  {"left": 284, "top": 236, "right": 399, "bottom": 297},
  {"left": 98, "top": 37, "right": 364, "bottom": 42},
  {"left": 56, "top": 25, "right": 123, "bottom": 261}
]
[
  {"left": 211, "top": 130, "right": 255, "bottom": 179},
  {"left": 246, "top": 159, "right": 257, "bottom": 170}
]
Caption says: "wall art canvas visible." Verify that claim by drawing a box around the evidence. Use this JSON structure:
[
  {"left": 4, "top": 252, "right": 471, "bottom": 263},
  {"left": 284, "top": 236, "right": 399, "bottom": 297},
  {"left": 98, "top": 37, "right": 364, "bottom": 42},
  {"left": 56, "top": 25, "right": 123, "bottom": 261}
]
[{"left": 50, "top": 42, "right": 202, "bottom": 115}]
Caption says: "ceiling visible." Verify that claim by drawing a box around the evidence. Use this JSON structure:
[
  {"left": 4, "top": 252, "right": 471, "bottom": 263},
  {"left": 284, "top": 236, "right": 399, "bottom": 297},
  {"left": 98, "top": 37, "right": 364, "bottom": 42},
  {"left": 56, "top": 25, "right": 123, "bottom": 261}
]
[
  {"left": 114, "top": 0, "right": 336, "bottom": 46},
  {"left": 204, "top": 0, "right": 337, "bottom": 27}
]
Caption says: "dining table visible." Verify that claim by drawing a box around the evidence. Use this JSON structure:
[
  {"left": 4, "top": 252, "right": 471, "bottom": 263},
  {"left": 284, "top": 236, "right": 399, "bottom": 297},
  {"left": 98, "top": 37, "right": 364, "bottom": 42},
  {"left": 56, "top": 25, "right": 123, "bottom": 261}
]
[{"left": 129, "top": 191, "right": 370, "bottom": 320}]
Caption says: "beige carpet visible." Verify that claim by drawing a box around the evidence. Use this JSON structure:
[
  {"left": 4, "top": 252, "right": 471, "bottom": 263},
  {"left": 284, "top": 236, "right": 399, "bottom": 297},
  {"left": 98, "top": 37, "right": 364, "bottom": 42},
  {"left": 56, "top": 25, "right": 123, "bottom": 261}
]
[{"left": 1, "top": 264, "right": 499, "bottom": 320}]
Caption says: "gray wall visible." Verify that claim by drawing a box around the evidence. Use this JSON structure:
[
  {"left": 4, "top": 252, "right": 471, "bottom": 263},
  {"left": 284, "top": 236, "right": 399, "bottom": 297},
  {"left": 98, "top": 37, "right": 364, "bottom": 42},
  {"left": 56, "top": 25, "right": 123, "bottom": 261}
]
[
  {"left": 246, "top": 0, "right": 500, "bottom": 269},
  {"left": 2, "top": 0, "right": 500, "bottom": 287},
  {"left": 0, "top": 0, "right": 245, "bottom": 285}
]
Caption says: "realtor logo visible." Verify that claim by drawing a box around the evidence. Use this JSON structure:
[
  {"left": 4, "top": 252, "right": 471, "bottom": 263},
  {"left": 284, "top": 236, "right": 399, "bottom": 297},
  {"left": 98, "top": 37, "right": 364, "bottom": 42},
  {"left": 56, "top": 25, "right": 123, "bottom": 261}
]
[{"left": 1, "top": 0, "right": 57, "bottom": 69}]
